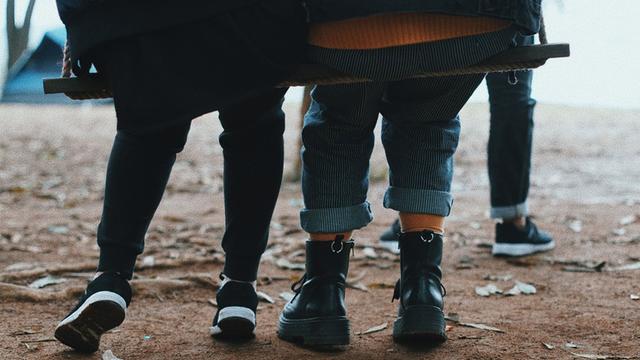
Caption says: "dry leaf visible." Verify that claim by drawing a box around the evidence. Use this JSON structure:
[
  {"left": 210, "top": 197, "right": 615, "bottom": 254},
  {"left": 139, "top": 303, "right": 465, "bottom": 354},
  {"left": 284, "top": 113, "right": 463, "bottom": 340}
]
[
  {"left": 256, "top": 291, "right": 275, "bottom": 304},
  {"left": 445, "top": 313, "right": 460, "bottom": 323},
  {"left": 475, "top": 284, "right": 502, "bottom": 297},
  {"left": 505, "top": 281, "right": 537, "bottom": 296},
  {"left": 275, "top": 258, "right": 305, "bottom": 271},
  {"left": 279, "top": 292, "right": 295, "bottom": 302},
  {"left": 568, "top": 220, "right": 583, "bottom": 233},
  {"left": 607, "top": 262, "right": 640, "bottom": 271},
  {"left": 612, "top": 228, "right": 626, "bottom": 236},
  {"left": 368, "top": 282, "right": 395, "bottom": 289},
  {"left": 565, "top": 342, "right": 579, "bottom": 349},
  {"left": 563, "top": 261, "right": 606, "bottom": 273},
  {"left": 356, "top": 322, "right": 388, "bottom": 335},
  {"left": 347, "top": 282, "right": 369, "bottom": 292},
  {"left": 619, "top": 215, "right": 637, "bottom": 226},
  {"left": 207, "top": 299, "right": 217, "bottom": 307},
  {"left": 102, "top": 350, "right": 122, "bottom": 360},
  {"left": 162, "top": 215, "right": 187, "bottom": 223},
  {"left": 362, "top": 247, "right": 378, "bottom": 259},
  {"left": 28, "top": 275, "right": 67, "bottom": 289},
  {"left": 543, "top": 343, "right": 555, "bottom": 350},
  {"left": 570, "top": 353, "right": 632, "bottom": 360},
  {"left": 47, "top": 225, "right": 69, "bottom": 235},
  {"left": 459, "top": 322, "right": 504, "bottom": 333},
  {"left": 483, "top": 274, "right": 513, "bottom": 282},
  {"left": 5, "top": 262, "right": 37, "bottom": 272},
  {"left": 142, "top": 256, "right": 155, "bottom": 267}
]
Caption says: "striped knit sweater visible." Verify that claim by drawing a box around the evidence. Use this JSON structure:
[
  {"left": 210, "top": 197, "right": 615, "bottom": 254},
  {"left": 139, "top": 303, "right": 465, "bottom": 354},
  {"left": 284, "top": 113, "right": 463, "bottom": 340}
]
[{"left": 309, "top": 13, "right": 511, "bottom": 50}]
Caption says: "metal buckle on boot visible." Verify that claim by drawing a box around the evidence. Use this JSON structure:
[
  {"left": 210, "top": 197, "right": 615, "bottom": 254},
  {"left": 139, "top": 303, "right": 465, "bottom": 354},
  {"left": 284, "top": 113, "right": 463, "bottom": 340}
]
[
  {"left": 331, "top": 240, "right": 344, "bottom": 253},
  {"left": 420, "top": 232, "right": 435, "bottom": 243}
]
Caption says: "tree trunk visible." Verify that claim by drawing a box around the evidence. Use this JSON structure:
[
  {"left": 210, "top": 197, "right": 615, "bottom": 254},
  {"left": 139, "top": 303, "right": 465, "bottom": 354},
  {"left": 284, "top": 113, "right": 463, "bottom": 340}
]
[{"left": 6, "top": 0, "right": 37, "bottom": 71}]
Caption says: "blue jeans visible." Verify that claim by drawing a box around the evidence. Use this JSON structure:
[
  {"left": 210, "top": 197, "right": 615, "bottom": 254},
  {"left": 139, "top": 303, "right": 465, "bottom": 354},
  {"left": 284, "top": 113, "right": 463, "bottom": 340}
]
[
  {"left": 300, "top": 75, "right": 484, "bottom": 233},
  {"left": 486, "top": 35, "right": 535, "bottom": 219}
]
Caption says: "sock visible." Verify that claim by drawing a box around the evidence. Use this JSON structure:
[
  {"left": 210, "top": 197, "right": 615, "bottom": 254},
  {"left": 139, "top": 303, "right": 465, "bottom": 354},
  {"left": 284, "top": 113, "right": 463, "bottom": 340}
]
[
  {"left": 309, "top": 232, "right": 353, "bottom": 241},
  {"left": 220, "top": 274, "right": 257, "bottom": 290},
  {"left": 399, "top": 213, "right": 445, "bottom": 234}
]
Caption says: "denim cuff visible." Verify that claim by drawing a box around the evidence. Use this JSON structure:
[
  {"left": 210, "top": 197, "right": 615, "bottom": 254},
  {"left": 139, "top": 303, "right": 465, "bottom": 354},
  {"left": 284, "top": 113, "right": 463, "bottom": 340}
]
[
  {"left": 383, "top": 187, "right": 453, "bottom": 216},
  {"left": 490, "top": 201, "right": 528, "bottom": 219},
  {"left": 300, "top": 202, "right": 374, "bottom": 233}
]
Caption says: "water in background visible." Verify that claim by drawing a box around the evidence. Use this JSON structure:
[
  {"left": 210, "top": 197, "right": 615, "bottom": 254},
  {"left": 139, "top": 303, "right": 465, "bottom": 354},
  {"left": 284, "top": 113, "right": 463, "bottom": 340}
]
[{"left": 2, "top": 0, "right": 639, "bottom": 109}]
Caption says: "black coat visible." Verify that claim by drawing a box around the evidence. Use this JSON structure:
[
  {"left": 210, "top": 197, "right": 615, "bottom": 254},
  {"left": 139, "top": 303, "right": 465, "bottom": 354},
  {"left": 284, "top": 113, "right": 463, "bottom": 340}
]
[
  {"left": 56, "top": 0, "right": 256, "bottom": 63},
  {"left": 304, "top": 0, "right": 542, "bottom": 35}
]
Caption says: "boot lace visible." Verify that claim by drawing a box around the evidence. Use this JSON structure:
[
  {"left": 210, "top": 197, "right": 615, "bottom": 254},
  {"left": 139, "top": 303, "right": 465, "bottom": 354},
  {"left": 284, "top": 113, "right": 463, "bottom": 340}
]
[{"left": 291, "top": 274, "right": 307, "bottom": 293}]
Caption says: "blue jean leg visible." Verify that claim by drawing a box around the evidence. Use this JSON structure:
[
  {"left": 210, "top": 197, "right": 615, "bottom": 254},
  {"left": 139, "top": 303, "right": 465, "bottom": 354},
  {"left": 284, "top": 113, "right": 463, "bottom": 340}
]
[
  {"left": 300, "top": 83, "right": 384, "bottom": 233},
  {"left": 301, "top": 75, "right": 485, "bottom": 233},
  {"left": 486, "top": 35, "right": 536, "bottom": 219},
  {"left": 381, "top": 75, "right": 485, "bottom": 216}
]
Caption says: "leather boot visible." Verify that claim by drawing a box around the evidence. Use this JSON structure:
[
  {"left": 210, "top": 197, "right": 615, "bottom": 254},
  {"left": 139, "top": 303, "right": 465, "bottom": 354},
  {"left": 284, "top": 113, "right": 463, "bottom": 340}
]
[
  {"left": 278, "top": 236, "right": 354, "bottom": 345},
  {"left": 392, "top": 230, "right": 447, "bottom": 343}
]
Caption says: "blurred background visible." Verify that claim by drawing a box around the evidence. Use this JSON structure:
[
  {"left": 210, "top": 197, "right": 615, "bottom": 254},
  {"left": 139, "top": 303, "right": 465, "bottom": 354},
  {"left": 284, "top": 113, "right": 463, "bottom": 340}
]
[{"left": 1, "top": 0, "right": 639, "bottom": 108}]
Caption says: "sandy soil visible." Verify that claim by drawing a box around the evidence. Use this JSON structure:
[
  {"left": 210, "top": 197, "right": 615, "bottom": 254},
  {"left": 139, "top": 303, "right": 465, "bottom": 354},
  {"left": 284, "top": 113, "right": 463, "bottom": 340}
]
[{"left": 1, "top": 102, "right": 639, "bottom": 360}]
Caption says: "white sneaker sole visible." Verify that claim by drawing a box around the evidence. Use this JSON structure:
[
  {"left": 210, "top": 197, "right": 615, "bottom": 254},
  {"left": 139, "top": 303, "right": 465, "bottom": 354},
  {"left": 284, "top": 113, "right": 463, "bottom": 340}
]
[
  {"left": 54, "top": 291, "right": 126, "bottom": 353},
  {"left": 210, "top": 306, "right": 256, "bottom": 337},
  {"left": 492, "top": 240, "right": 556, "bottom": 257}
]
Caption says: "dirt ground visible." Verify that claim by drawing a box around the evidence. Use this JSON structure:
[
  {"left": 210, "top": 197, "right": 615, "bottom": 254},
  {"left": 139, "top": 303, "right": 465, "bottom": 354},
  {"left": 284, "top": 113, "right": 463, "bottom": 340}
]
[{"left": 1, "top": 102, "right": 639, "bottom": 360}]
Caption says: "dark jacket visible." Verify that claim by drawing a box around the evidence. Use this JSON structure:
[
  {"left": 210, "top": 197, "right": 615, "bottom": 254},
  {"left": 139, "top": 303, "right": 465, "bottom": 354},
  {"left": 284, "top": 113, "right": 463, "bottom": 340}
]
[
  {"left": 56, "top": 0, "right": 256, "bottom": 63},
  {"left": 304, "top": 0, "right": 542, "bottom": 35}
]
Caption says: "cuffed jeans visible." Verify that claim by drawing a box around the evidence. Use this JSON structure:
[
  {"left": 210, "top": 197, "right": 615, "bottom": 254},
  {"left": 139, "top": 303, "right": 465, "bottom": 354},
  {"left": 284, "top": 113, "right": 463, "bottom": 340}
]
[
  {"left": 97, "top": 88, "right": 287, "bottom": 281},
  {"left": 486, "top": 35, "right": 535, "bottom": 219},
  {"left": 300, "top": 75, "right": 485, "bottom": 233}
]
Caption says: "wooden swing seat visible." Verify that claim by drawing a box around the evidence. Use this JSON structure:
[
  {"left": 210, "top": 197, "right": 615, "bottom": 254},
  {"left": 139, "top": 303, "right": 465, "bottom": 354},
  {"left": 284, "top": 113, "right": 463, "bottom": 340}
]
[{"left": 42, "top": 43, "right": 570, "bottom": 100}]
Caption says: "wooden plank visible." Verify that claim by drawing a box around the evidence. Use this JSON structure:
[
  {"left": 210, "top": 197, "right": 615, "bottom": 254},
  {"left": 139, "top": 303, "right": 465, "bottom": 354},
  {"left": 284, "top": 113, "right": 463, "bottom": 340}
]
[{"left": 43, "top": 43, "right": 570, "bottom": 97}]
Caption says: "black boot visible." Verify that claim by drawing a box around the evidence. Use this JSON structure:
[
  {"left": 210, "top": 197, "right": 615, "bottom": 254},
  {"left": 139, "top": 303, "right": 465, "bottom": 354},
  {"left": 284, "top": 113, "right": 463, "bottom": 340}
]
[
  {"left": 278, "top": 236, "right": 354, "bottom": 346},
  {"left": 392, "top": 231, "right": 447, "bottom": 343}
]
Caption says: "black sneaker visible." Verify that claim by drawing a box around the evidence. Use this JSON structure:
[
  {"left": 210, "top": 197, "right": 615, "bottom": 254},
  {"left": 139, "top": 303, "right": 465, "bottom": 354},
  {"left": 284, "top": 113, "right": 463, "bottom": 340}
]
[
  {"left": 379, "top": 219, "right": 401, "bottom": 254},
  {"left": 210, "top": 276, "right": 258, "bottom": 339},
  {"left": 492, "top": 217, "right": 555, "bottom": 257},
  {"left": 54, "top": 272, "right": 131, "bottom": 353}
]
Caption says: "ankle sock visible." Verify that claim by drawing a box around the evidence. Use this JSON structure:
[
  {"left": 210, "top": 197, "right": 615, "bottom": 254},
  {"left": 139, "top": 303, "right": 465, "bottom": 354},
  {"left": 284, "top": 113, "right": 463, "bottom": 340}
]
[
  {"left": 399, "top": 213, "right": 445, "bottom": 234},
  {"left": 309, "top": 232, "right": 353, "bottom": 241}
]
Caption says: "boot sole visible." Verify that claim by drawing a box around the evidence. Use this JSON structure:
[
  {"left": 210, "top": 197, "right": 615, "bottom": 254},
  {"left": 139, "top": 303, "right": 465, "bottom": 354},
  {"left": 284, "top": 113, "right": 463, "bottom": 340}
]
[
  {"left": 393, "top": 305, "right": 447, "bottom": 343},
  {"left": 54, "top": 292, "right": 126, "bottom": 353},
  {"left": 278, "top": 315, "right": 350, "bottom": 346}
]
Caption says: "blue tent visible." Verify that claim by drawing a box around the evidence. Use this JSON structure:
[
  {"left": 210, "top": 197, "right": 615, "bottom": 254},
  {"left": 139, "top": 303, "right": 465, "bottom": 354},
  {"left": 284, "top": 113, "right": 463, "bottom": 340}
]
[{"left": 1, "top": 28, "right": 96, "bottom": 103}]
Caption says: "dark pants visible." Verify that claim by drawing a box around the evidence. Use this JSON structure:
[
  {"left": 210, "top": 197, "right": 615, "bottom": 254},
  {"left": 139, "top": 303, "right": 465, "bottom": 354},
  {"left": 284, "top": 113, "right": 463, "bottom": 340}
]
[
  {"left": 486, "top": 35, "right": 536, "bottom": 219},
  {"left": 96, "top": 88, "right": 287, "bottom": 281}
]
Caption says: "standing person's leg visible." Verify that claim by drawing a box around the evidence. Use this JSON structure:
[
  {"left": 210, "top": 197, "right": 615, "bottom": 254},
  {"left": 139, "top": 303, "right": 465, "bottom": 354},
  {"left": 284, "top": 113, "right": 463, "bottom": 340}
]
[
  {"left": 55, "top": 122, "right": 192, "bottom": 352},
  {"left": 210, "top": 88, "right": 288, "bottom": 338},
  {"left": 486, "top": 35, "right": 554, "bottom": 257},
  {"left": 381, "top": 75, "right": 485, "bottom": 343},
  {"left": 278, "top": 83, "right": 383, "bottom": 346}
]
